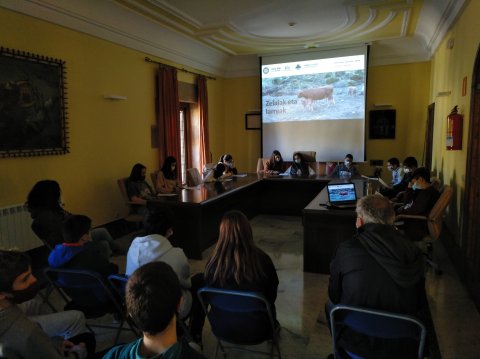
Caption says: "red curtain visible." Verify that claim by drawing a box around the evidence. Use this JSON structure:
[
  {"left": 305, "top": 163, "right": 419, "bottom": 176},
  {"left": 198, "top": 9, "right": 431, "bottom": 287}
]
[
  {"left": 157, "top": 66, "right": 180, "bottom": 167},
  {"left": 198, "top": 75, "right": 210, "bottom": 169}
]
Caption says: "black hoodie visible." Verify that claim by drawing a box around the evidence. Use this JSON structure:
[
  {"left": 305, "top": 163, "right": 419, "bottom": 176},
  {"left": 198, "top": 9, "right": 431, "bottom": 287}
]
[{"left": 328, "top": 223, "right": 427, "bottom": 359}]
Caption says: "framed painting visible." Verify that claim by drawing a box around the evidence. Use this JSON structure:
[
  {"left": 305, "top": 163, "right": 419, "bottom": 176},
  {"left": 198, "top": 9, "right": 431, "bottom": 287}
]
[
  {"left": 0, "top": 47, "right": 69, "bottom": 157},
  {"left": 369, "top": 109, "right": 396, "bottom": 139},
  {"left": 245, "top": 112, "right": 261, "bottom": 130}
]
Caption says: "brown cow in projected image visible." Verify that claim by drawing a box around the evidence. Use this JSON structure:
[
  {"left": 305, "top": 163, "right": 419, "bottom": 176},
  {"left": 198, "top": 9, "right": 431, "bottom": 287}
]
[{"left": 298, "top": 85, "right": 335, "bottom": 111}]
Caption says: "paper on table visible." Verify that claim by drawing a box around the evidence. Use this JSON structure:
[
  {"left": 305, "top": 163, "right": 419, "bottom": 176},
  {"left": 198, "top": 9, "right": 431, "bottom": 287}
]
[{"left": 232, "top": 173, "right": 247, "bottom": 177}]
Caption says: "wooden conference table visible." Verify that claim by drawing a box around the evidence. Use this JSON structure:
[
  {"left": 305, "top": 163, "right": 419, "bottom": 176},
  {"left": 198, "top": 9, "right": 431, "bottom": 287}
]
[
  {"left": 149, "top": 173, "right": 366, "bottom": 274},
  {"left": 303, "top": 178, "right": 367, "bottom": 274}
]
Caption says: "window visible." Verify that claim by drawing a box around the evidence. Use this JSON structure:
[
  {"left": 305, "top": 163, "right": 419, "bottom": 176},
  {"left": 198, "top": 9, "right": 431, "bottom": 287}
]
[{"left": 179, "top": 102, "right": 201, "bottom": 184}]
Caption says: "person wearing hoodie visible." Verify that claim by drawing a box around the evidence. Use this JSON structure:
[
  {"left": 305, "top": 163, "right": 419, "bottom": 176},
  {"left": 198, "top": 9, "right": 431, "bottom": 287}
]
[
  {"left": 48, "top": 215, "right": 119, "bottom": 309},
  {"left": 125, "top": 208, "right": 192, "bottom": 319},
  {"left": 327, "top": 194, "right": 427, "bottom": 359},
  {"left": 0, "top": 250, "right": 94, "bottom": 359}
]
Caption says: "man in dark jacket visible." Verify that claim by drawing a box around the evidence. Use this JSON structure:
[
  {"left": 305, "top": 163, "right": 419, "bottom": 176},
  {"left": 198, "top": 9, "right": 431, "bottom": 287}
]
[
  {"left": 396, "top": 167, "right": 440, "bottom": 241},
  {"left": 48, "top": 215, "right": 118, "bottom": 309},
  {"left": 328, "top": 194, "right": 427, "bottom": 359}
]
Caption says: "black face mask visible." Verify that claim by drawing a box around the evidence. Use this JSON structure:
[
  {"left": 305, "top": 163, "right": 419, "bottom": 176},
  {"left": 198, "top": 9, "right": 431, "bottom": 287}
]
[{"left": 6, "top": 281, "right": 42, "bottom": 304}]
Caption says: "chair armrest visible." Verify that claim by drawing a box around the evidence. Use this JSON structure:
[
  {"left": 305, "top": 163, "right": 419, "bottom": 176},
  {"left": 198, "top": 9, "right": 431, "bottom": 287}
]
[{"left": 395, "top": 214, "right": 428, "bottom": 221}]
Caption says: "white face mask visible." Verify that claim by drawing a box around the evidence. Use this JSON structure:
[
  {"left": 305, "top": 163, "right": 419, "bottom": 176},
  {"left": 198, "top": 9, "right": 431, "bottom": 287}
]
[
  {"left": 404, "top": 167, "right": 411, "bottom": 174},
  {"left": 344, "top": 160, "right": 352, "bottom": 167},
  {"left": 294, "top": 159, "right": 301, "bottom": 164}
]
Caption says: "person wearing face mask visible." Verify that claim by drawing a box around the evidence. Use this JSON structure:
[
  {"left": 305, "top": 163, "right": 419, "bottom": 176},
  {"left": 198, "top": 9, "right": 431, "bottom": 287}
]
[
  {"left": 396, "top": 167, "right": 440, "bottom": 241},
  {"left": 287, "top": 152, "right": 316, "bottom": 177},
  {"left": 386, "top": 157, "right": 404, "bottom": 185},
  {"left": 213, "top": 154, "right": 238, "bottom": 179},
  {"left": 332, "top": 154, "right": 360, "bottom": 178},
  {"left": 127, "top": 163, "right": 155, "bottom": 216},
  {"left": 0, "top": 250, "right": 95, "bottom": 358},
  {"left": 156, "top": 156, "right": 182, "bottom": 193},
  {"left": 327, "top": 195, "right": 427, "bottom": 359},
  {"left": 264, "top": 150, "right": 285, "bottom": 174},
  {"left": 386, "top": 156, "right": 419, "bottom": 201}
]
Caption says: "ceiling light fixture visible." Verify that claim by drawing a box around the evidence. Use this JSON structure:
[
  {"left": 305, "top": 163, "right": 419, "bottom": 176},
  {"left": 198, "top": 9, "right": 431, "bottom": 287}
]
[{"left": 288, "top": 22, "right": 296, "bottom": 27}]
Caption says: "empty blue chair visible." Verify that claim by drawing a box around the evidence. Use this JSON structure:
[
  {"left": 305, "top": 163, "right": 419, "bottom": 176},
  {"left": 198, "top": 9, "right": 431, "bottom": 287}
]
[{"left": 329, "top": 304, "right": 426, "bottom": 359}]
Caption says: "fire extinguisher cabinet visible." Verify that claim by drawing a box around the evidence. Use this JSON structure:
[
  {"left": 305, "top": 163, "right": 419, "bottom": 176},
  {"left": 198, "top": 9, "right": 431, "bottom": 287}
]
[{"left": 446, "top": 105, "right": 463, "bottom": 150}]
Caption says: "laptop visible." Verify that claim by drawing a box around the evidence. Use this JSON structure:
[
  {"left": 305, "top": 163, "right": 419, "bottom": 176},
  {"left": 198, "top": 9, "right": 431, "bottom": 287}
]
[{"left": 326, "top": 183, "right": 358, "bottom": 208}]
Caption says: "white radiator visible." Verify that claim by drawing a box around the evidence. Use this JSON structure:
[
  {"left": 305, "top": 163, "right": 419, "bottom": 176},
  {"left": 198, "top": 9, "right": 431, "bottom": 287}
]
[{"left": 0, "top": 204, "right": 42, "bottom": 251}]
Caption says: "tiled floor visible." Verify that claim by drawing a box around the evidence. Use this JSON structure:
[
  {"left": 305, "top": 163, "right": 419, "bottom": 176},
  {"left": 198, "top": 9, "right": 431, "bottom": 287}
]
[{"left": 96, "top": 214, "right": 480, "bottom": 358}]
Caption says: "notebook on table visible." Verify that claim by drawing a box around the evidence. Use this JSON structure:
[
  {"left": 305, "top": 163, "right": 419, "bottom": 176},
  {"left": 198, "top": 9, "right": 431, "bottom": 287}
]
[{"left": 326, "top": 183, "right": 358, "bottom": 208}]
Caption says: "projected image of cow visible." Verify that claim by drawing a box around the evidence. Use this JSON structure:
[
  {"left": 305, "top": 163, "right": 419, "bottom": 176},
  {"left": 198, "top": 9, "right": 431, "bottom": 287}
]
[
  {"left": 261, "top": 50, "right": 368, "bottom": 162},
  {"left": 262, "top": 69, "right": 364, "bottom": 122}
]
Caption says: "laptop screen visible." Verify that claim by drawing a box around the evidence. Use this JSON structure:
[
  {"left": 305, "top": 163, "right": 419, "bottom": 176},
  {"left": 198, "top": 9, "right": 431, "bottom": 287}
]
[{"left": 327, "top": 183, "right": 357, "bottom": 204}]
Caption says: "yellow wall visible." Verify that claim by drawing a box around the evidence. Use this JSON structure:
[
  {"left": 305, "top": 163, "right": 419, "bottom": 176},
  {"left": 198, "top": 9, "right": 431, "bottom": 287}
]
[
  {"left": 0, "top": 8, "right": 224, "bottom": 225},
  {"left": 429, "top": 0, "right": 480, "bottom": 240},
  {"left": 364, "top": 62, "right": 431, "bottom": 176},
  {"left": 221, "top": 77, "right": 261, "bottom": 172}
]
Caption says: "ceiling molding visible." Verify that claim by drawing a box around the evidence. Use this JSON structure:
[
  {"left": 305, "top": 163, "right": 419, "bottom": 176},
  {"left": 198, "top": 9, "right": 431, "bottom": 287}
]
[{"left": 0, "top": 0, "right": 466, "bottom": 77}]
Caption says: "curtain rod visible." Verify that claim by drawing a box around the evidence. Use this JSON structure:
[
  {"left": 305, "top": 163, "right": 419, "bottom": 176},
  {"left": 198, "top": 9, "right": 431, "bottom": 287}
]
[{"left": 145, "top": 57, "right": 216, "bottom": 80}]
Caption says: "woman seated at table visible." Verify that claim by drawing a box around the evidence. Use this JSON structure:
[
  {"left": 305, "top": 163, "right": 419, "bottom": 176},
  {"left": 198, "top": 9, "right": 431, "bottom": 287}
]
[
  {"left": 286, "top": 152, "right": 315, "bottom": 177},
  {"left": 213, "top": 154, "right": 238, "bottom": 179},
  {"left": 203, "top": 210, "right": 279, "bottom": 342},
  {"left": 264, "top": 150, "right": 285, "bottom": 174},
  {"left": 127, "top": 163, "right": 155, "bottom": 215},
  {"left": 156, "top": 156, "right": 181, "bottom": 193}
]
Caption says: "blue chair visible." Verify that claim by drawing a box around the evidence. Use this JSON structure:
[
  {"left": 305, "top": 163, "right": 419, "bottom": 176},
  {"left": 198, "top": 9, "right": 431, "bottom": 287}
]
[
  {"left": 43, "top": 267, "right": 139, "bottom": 345},
  {"left": 197, "top": 287, "right": 281, "bottom": 358},
  {"left": 329, "top": 304, "right": 426, "bottom": 359}
]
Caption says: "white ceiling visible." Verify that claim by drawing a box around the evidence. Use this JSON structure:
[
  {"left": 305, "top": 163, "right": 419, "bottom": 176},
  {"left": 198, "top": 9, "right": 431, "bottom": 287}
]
[{"left": 1, "top": 0, "right": 467, "bottom": 77}]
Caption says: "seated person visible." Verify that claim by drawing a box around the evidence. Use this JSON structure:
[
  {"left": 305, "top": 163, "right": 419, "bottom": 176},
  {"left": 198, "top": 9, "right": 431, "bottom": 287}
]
[
  {"left": 126, "top": 209, "right": 192, "bottom": 319},
  {"left": 48, "top": 215, "right": 119, "bottom": 309},
  {"left": 387, "top": 157, "right": 404, "bottom": 186},
  {"left": 103, "top": 262, "right": 205, "bottom": 359},
  {"left": 328, "top": 195, "right": 427, "bottom": 359},
  {"left": 156, "top": 156, "right": 182, "bottom": 193},
  {"left": 286, "top": 152, "right": 315, "bottom": 177},
  {"left": 264, "top": 150, "right": 285, "bottom": 174},
  {"left": 203, "top": 210, "right": 279, "bottom": 342},
  {"left": 213, "top": 154, "right": 238, "bottom": 179},
  {"left": 332, "top": 154, "right": 359, "bottom": 178},
  {"left": 0, "top": 250, "right": 92, "bottom": 359},
  {"left": 396, "top": 167, "right": 440, "bottom": 241},
  {"left": 126, "top": 163, "right": 155, "bottom": 216},
  {"left": 382, "top": 156, "right": 418, "bottom": 199},
  {"left": 27, "top": 179, "right": 118, "bottom": 254}
]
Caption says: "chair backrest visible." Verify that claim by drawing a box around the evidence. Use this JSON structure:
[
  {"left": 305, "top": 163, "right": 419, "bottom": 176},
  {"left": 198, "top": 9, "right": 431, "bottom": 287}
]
[
  {"left": 427, "top": 185, "right": 453, "bottom": 240},
  {"left": 150, "top": 171, "right": 159, "bottom": 192},
  {"left": 326, "top": 162, "right": 337, "bottom": 176},
  {"left": 117, "top": 177, "right": 131, "bottom": 204},
  {"left": 197, "top": 287, "right": 279, "bottom": 349},
  {"left": 108, "top": 273, "right": 129, "bottom": 297},
  {"left": 329, "top": 304, "right": 426, "bottom": 359},
  {"left": 186, "top": 168, "right": 202, "bottom": 186},
  {"left": 44, "top": 267, "right": 122, "bottom": 314}
]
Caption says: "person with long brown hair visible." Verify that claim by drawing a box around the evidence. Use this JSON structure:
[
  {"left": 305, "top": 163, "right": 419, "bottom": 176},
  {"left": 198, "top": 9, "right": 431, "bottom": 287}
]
[{"left": 203, "top": 210, "right": 279, "bottom": 342}]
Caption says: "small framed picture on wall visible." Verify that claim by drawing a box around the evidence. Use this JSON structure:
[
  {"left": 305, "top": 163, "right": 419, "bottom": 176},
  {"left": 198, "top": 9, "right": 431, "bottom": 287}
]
[{"left": 369, "top": 109, "right": 396, "bottom": 139}]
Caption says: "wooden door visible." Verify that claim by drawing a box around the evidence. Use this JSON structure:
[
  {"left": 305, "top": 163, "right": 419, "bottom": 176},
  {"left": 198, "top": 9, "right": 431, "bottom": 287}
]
[{"left": 463, "top": 46, "right": 480, "bottom": 306}]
